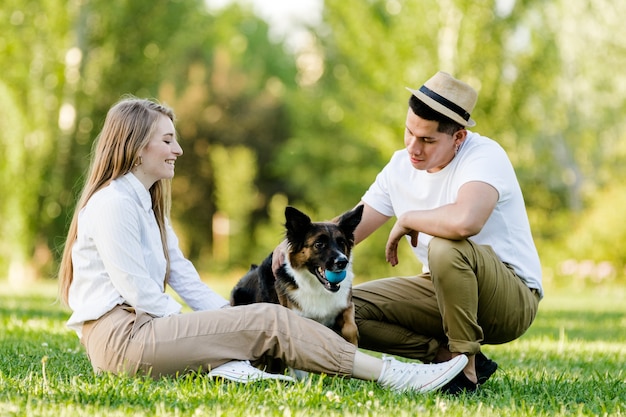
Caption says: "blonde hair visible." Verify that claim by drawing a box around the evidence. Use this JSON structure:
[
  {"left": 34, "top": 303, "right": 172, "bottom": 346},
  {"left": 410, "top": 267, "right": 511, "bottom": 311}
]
[{"left": 59, "top": 97, "right": 175, "bottom": 305}]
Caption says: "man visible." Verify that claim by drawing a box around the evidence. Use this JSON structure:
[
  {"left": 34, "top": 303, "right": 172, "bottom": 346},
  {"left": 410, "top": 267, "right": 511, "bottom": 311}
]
[{"left": 350, "top": 71, "right": 543, "bottom": 394}]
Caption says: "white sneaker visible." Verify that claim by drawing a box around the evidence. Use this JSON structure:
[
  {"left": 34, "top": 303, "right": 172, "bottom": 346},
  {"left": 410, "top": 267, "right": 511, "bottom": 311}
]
[
  {"left": 378, "top": 355, "right": 468, "bottom": 393},
  {"left": 208, "top": 360, "right": 295, "bottom": 383}
]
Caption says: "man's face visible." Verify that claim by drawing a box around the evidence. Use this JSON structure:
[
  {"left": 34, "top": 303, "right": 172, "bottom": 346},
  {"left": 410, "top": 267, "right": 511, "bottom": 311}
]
[{"left": 403, "top": 108, "right": 463, "bottom": 173}]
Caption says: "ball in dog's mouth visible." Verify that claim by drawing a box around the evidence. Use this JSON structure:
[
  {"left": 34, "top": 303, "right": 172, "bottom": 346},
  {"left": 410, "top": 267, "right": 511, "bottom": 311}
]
[
  {"left": 314, "top": 267, "right": 344, "bottom": 292},
  {"left": 325, "top": 270, "right": 347, "bottom": 283}
]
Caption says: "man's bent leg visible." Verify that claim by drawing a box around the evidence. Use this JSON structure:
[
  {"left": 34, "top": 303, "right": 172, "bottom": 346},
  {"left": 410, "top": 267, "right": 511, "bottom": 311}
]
[
  {"left": 428, "top": 237, "right": 539, "bottom": 355},
  {"left": 353, "top": 276, "right": 444, "bottom": 362}
]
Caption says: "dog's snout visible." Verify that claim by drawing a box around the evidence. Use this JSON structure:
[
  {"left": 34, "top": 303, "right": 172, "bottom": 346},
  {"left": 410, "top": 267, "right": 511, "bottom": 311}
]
[{"left": 333, "top": 255, "right": 348, "bottom": 271}]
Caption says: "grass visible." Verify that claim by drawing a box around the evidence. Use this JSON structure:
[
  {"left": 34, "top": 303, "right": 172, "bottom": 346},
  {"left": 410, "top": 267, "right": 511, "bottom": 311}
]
[{"left": 1, "top": 280, "right": 625, "bottom": 417}]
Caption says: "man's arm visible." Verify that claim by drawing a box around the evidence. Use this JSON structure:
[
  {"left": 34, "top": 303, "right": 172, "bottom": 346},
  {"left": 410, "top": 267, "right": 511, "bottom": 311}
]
[
  {"left": 385, "top": 181, "right": 498, "bottom": 266},
  {"left": 354, "top": 202, "right": 391, "bottom": 245}
]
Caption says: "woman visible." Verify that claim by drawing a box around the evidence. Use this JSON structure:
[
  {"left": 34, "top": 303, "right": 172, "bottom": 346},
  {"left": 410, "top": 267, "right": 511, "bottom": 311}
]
[{"left": 58, "top": 96, "right": 467, "bottom": 392}]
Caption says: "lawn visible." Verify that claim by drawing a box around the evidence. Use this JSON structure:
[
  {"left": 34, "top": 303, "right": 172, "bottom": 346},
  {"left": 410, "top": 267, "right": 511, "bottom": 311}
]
[{"left": 1, "top": 279, "right": 624, "bottom": 417}]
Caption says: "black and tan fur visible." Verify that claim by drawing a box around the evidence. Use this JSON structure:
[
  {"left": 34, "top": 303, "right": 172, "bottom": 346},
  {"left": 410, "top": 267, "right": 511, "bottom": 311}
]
[{"left": 230, "top": 205, "right": 364, "bottom": 345}]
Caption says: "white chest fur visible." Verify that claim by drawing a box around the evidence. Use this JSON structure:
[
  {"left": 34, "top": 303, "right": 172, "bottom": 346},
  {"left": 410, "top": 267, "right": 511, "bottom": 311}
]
[{"left": 284, "top": 263, "right": 353, "bottom": 327}]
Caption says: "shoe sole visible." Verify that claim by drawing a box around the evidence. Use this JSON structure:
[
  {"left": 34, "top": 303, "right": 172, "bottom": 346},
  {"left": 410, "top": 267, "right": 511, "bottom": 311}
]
[{"left": 209, "top": 369, "right": 294, "bottom": 383}]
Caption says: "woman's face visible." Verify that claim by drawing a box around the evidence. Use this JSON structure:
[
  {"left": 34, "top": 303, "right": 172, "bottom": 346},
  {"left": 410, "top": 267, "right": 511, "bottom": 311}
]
[{"left": 133, "top": 114, "right": 182, "bottom": 189}]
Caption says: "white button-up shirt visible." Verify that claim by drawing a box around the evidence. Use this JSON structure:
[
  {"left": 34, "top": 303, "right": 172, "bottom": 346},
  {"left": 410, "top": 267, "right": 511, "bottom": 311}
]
[{"left": 67, "top": 173, "right": 228, "bottom": 337}]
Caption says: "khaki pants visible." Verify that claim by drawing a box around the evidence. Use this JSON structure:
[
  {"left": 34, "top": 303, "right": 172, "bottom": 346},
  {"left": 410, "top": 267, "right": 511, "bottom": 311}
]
[
  {"left": 353, "top": 237, "right": 540, "bottom": 361},
  {"left": 81, "top": 302, "right": 357, "bottom": 378}
]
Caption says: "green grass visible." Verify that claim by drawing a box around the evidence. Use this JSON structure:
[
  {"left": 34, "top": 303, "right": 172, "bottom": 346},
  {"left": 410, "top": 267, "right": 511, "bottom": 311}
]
[{"left": 1, "top": 281, "right": 625, "bottom": 417}]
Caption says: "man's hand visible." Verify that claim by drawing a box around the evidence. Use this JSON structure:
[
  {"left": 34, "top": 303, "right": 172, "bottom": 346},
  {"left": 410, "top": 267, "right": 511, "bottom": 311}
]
[{"left": 385, "top": 218, "right": 418, "bottom": 267}]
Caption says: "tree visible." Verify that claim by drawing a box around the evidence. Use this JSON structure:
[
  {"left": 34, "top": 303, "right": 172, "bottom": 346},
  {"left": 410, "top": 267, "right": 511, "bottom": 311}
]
[
  {"left": 275, "top": 0, "right": 626, "bottom": 277},
  {"left": 0, "top": 0, "right": 298, "bottom": 281},
  {"left": 156, "top": 4, "right": 299, "bottom": 268},
  {"left": 2, "top": 0, "right": 625, "bottom": 283},
  {"left": 0, "top": 0, "right": 76, "bottom": 282}
]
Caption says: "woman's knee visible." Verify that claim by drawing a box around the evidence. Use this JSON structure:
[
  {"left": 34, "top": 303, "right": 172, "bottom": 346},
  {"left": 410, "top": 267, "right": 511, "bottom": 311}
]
[{"left": 241, "top": 303, "right": 299, "bottom": 328}]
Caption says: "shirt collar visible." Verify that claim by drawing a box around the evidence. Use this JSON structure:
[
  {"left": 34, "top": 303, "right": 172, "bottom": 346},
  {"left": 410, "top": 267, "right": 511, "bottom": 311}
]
[{"left": 118, "top": 172, "right": 153, "bottom": 213}]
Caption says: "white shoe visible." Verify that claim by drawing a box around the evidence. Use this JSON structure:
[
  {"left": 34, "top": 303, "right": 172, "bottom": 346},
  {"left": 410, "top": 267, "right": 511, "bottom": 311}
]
[
  {"left": 378, "top": 355, "right": 468, "bottom": 393},
  {"left": 208, "top": 360, "right": 295, "bottom": 384}
]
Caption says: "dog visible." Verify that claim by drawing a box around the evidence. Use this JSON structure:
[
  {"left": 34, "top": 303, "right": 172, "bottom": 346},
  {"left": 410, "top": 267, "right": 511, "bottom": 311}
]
[{"left": 230, "top": 205, "right": 364, "bottom": 346}]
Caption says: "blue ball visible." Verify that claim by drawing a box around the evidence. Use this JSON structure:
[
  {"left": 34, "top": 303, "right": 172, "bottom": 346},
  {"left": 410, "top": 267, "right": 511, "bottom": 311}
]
[{"left": 326, "top": 270, "right": 347, "bottom": 283}]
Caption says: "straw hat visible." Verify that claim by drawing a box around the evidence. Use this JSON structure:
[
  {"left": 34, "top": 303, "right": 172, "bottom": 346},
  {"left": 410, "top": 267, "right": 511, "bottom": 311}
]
[{"left": 406, "top": 71, "right": 477, "bottom": 127}]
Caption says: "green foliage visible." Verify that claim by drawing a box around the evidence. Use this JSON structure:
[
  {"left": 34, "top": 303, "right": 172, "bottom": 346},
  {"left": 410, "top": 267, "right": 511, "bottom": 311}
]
[
  {"left": 2, "top": 0, "right": 626, "bottom": 282},
  {"left": 275, "top": 0, "right": 626, "bottom": 278},
  {"left": 0, "top": 0, "right": 299, "bottom": 278},
  {"left": 563, "top": 182, "right": 626, "bottom": 266},
  {"left": 0, "top": 0, "right": 75, "bottom": 279},
  {"left": 1, "top": 281, "right": 625, "bottom": 416},
  {"left": 0, "top": 81, "right": 28, "bottom": 274}
]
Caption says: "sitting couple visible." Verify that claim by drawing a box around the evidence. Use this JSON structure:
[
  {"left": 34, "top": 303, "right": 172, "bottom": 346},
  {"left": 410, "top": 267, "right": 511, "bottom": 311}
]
[{"left": 59, "top": 71, "right": 542, "bottom": 395}]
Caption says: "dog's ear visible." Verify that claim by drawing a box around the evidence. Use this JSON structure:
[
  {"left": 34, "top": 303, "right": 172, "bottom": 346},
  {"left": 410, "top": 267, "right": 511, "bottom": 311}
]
[
  {"left": 284, "top": 206, "right": 312, "bottom": 242},
  {"left": 337, "top": 204, "right": 364, "bottom": 237}
]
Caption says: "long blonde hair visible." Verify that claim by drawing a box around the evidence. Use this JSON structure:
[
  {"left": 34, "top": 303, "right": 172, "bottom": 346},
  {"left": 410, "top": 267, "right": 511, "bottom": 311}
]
[{"left": 59, "top": 97, "right": 175, "bottom": 305}]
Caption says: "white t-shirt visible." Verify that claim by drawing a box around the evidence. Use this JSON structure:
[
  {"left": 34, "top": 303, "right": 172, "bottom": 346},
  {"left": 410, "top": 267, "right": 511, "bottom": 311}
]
[
  {"left": 67, "top": 173, "right": 229, "bottom": 337},
  {"left": 362, "top": 131, "right": 543, "bottom": 297}
]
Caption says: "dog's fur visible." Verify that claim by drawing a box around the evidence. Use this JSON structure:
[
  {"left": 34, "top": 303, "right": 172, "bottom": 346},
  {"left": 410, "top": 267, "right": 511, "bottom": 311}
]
[{"left": 230, "top": 205, "right": 364, "bottom": 346}]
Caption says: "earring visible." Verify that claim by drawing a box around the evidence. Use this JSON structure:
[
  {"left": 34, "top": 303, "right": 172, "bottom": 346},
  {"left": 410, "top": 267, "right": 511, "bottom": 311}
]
[{"left": 134, "top": 156, "right": 142, "bottom": 167}]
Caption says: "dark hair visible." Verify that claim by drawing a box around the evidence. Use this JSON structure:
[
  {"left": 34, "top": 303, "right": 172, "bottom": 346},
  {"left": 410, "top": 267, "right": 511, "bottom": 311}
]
[{"left": 408, "top": 95, "right": 464, "bottom": 135}]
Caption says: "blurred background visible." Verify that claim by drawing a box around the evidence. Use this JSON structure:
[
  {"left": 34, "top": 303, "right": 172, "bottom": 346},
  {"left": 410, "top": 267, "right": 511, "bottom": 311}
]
[{"left": 1, "top": 0, "right": 625, "bottom": 290}]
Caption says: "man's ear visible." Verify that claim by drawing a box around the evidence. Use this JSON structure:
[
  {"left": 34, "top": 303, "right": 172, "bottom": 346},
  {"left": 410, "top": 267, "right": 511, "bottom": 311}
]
[{"left": 454, "top": 128, "right": 467, "bottom": 144}]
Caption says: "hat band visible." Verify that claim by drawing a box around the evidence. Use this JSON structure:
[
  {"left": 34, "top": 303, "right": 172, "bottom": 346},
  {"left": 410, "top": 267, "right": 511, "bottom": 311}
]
[{"left": 419, "top": 85, "right": 470, "bottom": 122}]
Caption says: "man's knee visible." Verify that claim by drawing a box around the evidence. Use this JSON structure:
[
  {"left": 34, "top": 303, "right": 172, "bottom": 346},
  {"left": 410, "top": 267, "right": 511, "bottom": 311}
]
[{"left": 428, "top": 237, "right": 470, "bottom": 271}]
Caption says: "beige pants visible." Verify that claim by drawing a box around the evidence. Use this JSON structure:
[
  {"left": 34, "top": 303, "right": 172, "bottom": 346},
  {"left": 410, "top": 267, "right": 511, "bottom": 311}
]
[
  {"left": 353, "top": 237, "right": 540, "bottom": 361},
  {"left": 81, "top": 302, "right": 357, "bottom": 378}
]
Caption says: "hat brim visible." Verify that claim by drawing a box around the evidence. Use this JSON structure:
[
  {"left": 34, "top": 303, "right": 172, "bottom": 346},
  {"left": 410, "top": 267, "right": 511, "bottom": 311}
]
[{"left": 406, "top": 87, "right": 476, "bottom": 127}]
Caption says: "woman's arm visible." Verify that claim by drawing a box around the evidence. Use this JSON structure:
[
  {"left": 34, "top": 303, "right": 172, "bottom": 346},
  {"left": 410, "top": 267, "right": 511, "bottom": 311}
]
[{"left": 166, "top": 223, "right": 230, "bottom": 310}]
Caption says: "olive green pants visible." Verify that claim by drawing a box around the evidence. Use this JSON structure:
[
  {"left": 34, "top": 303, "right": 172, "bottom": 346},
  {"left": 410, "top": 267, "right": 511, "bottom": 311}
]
[
  {"left": 81, "top": 302, "right": 357, "bottom": 378},
  {"left": 353, "top": 237, "right": 540, "bottom": 361}
]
